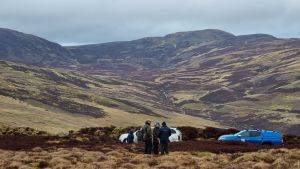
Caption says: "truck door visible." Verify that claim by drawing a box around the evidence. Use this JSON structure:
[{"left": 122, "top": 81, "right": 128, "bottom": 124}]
[{"left": 246, "top": 131, "right": 262, "bottom": 144}]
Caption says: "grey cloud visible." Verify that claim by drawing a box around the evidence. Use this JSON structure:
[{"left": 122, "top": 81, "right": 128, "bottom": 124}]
[{"left": 0, "top": 0, "right": 299, "bottom": 45}]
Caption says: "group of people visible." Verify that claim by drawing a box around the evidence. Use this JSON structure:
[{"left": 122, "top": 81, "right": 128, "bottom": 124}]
[{"left": 127, "top": 120, "right": 172, "bottom": 155}]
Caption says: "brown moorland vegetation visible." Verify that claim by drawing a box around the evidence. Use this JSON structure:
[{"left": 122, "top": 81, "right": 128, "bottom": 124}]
[
  {"left": 0, "top": 126, "right": 299, "bottom": 168},
  {"left": 0, "top": 144, "right": 299, "bottom": 169}
]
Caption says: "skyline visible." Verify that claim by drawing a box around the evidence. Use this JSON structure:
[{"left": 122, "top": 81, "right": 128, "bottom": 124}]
[{"left": 1, "top": 0, "right": 299, "bottom": 45}]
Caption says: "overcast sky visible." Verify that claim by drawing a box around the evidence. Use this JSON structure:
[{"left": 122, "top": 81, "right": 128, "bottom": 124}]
[{"left": 0, "top": 0, "right": 299, "bottom": 45}]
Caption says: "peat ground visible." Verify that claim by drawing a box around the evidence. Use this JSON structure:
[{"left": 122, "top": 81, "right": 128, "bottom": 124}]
[{"left": 0, "top": 135, "right": 299, "bottom": 154}]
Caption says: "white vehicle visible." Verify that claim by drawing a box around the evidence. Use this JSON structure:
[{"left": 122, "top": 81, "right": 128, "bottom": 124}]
[{"left": 119, "top": 127, "right": 182, "bottom": 143}]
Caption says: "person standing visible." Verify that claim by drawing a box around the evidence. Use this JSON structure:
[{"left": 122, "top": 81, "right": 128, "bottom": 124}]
[
  {"left": 152, "top": 122, "right": 160, "bottom": 155},
  {"left": 142, "top": 120, "right": 152, "bottom": 154},
  {"left": 127, "top": 130, "right": 134, "bottom": 144},
  {"left": 158, "top": 122, "right": 172, "bottom": 155}
]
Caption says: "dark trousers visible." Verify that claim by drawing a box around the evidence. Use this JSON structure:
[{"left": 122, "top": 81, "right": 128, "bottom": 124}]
[
  {"left": 153, "top": 140, "right": 159, "bottom": 155},
  {"left": 144, "top": 139, "right": 152, "bottom": 154},
  {"left": 160, "top": 141, "right": 169, "bottom": 155}
]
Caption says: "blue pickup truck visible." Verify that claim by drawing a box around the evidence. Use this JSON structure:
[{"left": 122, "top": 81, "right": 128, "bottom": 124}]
[{"left": 218, "top": 129, "right": 283, "bottom": 145}]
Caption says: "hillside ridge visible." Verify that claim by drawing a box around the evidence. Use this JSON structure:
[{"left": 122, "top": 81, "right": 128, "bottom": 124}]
[{"left": 0, "top": 28, "right": 299, "bottom": 134}]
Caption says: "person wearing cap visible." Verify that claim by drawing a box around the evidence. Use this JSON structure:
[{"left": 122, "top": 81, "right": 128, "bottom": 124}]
[
  {"left": 152, "top": 122, "right": 160, "bottom": 154},
  {"left": 158, "top": 121, "right": 172, "bottom": 155},
  {"left": 142, "top": 120, "right": 152, "bottom": 154}
]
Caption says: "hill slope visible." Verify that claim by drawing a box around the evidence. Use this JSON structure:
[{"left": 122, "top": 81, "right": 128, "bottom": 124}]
[
  {"left": 67, "top": 30, "right": 300, "bottom": 134},
  {"left": 0, "top": 61, "right": 219, "bottom": 133},
  {"left": 0, "top": 28, "right": 299, "bottom": 134},
  {"left": 67, "top": 29, "right": 235, "bottom": 71},
  {"left": 153, "top": 35, "right": 300, "bottom": 134},
  {"left": 0, "top": 28, "right": 75, "bottom": 67}
]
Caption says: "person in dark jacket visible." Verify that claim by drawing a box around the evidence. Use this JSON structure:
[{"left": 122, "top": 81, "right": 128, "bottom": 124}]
[
  {"left": 142, "top": 120, "right": 152, "bottom": 154},
  {"left": 152, "top": 122, "right": 160, "bottom": 155},
  {"left": 158, "top": 122, "right": 172, "bottom": 155},
  {"left": 127, "top": 130, "right": 134, "bottom": 144}
]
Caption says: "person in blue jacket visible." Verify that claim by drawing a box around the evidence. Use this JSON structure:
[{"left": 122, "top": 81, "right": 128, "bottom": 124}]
[
  {"left": 158, "top": 122, "right": 172, "bottom": 155},
  {"left": 127, "top": 130, "right": 134, "bottom": 144}
]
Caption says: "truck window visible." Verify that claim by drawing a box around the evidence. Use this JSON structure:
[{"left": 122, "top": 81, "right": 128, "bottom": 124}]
[
  {"left": 249, "top": 131, "right": 261, "bottom": 137},
  {"left": 170, "top": 129, "right": 176, "bottom": 134},
  {"left": 238, "top": 131, "right": 250, "bottom": 137}
]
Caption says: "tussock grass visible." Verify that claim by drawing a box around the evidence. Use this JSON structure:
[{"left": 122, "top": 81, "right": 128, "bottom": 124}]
[{"left": 0, "top": 148, "right": 299, "bottom": 169}]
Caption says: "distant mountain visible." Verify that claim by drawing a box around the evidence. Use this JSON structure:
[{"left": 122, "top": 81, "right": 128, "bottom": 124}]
[
  {"left": 67, "top": 29, "right": 236, "bottom": 70},
  {"left": 0, "top": 28, "right": 280, "bottom": 70},
  {"left": 66, "top": 30, "right": 283, "bottom": 72},
  {"left": 0, "top": 28, "right": 76, "bottom": 67},
  {"left": 0, "top": 28, "right": 299, "bottom": 134}
]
